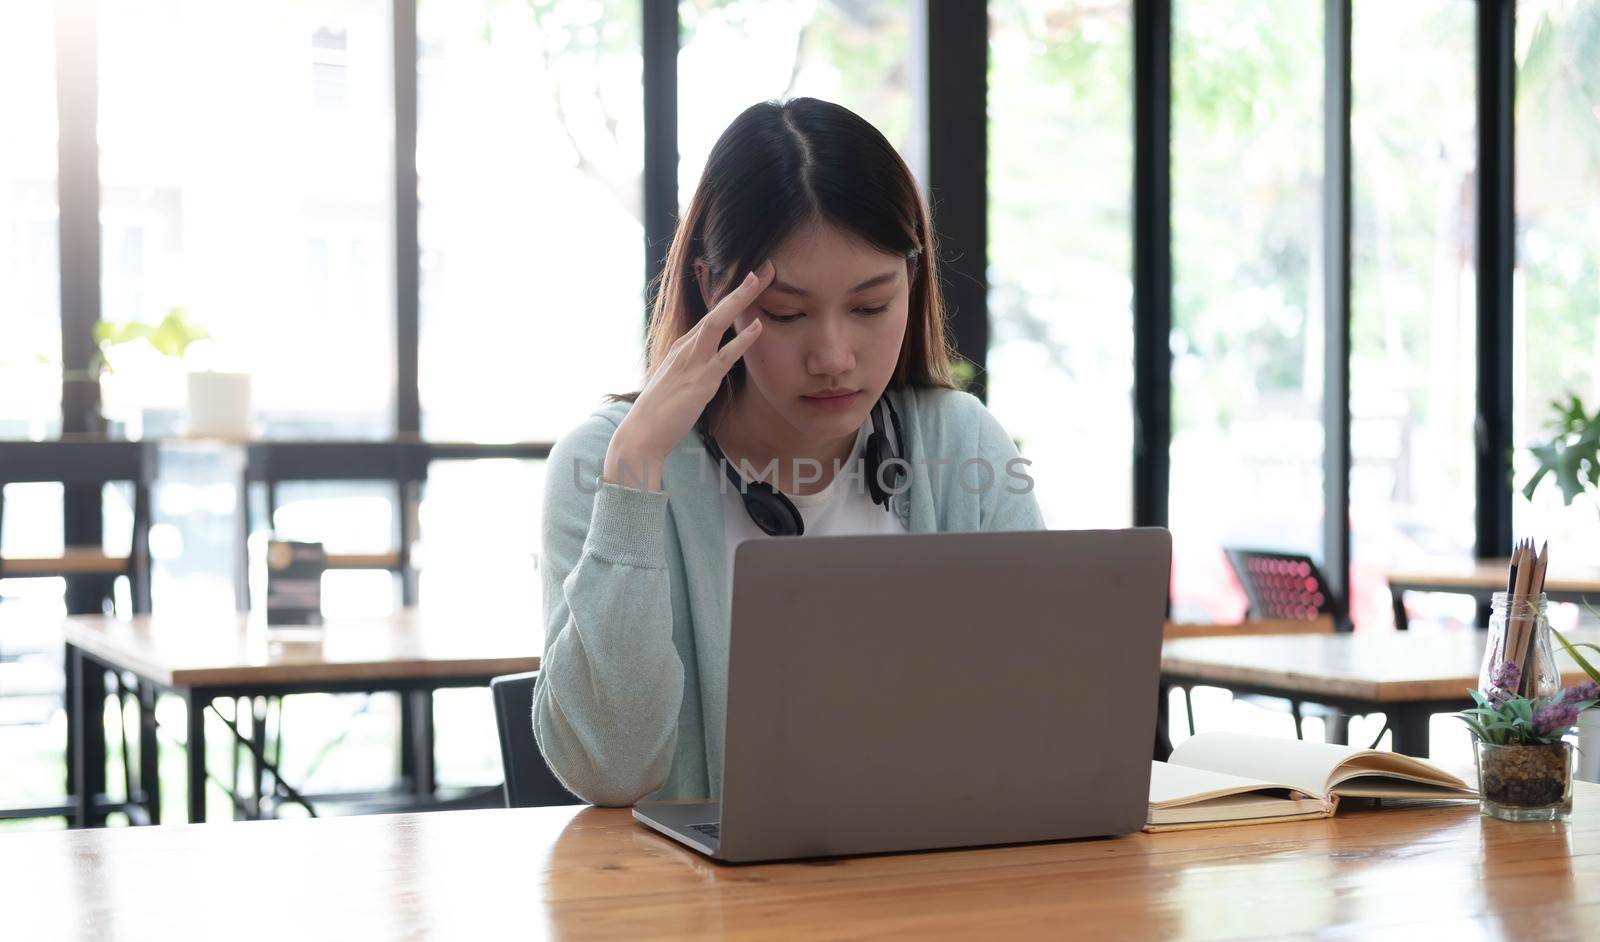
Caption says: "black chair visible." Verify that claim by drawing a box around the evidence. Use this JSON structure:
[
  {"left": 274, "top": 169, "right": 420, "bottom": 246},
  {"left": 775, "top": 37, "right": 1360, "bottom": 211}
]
[
  {"left": 1192, "top": 548, "right": 1364, "bottom": 744},
  {"left": 1225, "top": 548, "right": 1348, "bottom": 630},
  {"left": 232, "top": 441, "right": 431, "bottom": 815},
  {"left": 490, "top": 671, "right": 580, "bottom": 807},
  {"left": 240, "top": 441, "right": 428, "bottom": 610},
  {"left": 0, "top": 441, "right": 153, "bottom": 619},
  {"left": 0, "top": 440, "right": 155, "bottom": 824}
]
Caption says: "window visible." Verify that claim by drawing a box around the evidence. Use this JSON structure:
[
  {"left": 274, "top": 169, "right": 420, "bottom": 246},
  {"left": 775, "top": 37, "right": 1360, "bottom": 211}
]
[
  {"left": 0, "top": 1, "right": 61, "bottom": 440},
  {"left": 677, "top": 0, "right": 915, "bottom": 201},
  {"left": 417, "top": 0, "right": 646, "bottom": 442},
  {"left": 1349, "top": 0, "right": 1478, "bottom": 630},
  {"left": 1513, "top": 0, "right": 1600, "bottom": 567},
  {"left": 1168, "top": 0, "right": 1325, "bottom": 622},
  {"left": 96, "top": 0, "right": 395, "bottom": 440},
  {"left": 987, "top": 0, "right": 1135, "bottom": 533}
]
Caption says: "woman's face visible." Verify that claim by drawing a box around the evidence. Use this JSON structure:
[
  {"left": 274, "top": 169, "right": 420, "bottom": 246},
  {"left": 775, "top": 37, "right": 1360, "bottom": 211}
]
[{"left": 706, "top": 220, "right": 910, "bottom": 447}]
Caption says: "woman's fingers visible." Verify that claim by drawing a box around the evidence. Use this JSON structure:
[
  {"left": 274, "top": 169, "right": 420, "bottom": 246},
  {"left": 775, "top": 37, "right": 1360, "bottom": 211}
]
[
  {"left": 692, "top": 260, "right": 774, "bottom": 358},
  {"left": 709, "top": 318, "right": 763, "bottom": 374},
  {"left": 615, "top": 260, "right": 771, "bottom": 464}
]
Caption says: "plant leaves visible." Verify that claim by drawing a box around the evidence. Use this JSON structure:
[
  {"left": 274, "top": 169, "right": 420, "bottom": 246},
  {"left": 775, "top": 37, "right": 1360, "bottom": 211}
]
[
  {"left": 1553, "top": 629, "right": 1600, "bottom": 687},
  {"left": 1524, "top": 396, "right": 1600, "bottom": 506},
  {"left": 147, "top": 309, "right": 209, "bottom": 358}
]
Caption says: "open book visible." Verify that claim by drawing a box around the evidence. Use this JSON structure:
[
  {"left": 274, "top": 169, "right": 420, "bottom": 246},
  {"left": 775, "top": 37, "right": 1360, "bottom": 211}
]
[{"left": 1147, "top": 732, "right": 1477, "bottom": 832}]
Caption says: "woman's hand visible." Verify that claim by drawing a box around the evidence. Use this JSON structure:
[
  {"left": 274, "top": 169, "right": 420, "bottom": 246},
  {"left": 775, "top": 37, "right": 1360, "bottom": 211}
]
[{"left": 604, "top": 260, "right": 775, "bottom": 492}]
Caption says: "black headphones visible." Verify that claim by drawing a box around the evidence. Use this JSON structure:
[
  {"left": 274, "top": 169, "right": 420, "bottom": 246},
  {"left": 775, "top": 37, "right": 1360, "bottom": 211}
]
[{"left": 696, "top": 393, "right": 906, "bottom": 537}]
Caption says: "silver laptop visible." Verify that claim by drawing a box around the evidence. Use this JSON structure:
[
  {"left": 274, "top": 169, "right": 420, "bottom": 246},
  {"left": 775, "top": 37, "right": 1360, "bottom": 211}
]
[{"left": 633, "top": 527, "right": 1171, "bottom": 863}]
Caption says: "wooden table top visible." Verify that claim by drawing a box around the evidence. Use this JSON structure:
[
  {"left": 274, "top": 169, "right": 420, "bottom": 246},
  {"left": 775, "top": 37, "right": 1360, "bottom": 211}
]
[
  {"left": 1387, "top": 558, "right": 1600, "bottom": 595},
  {"left": 61, "top": 608, "right": 541, "bottom": 688},
  {"left": 1162, "top": 627, "right": 1600, "bottom": 703},
  {"left": 7, "top": 786, "right": 1599, "bottom": 940}
]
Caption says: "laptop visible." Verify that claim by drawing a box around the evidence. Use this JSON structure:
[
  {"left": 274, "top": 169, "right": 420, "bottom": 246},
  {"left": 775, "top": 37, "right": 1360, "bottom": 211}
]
[{"left": 632, "top": 527, "right": 1172, "bottom": 863}]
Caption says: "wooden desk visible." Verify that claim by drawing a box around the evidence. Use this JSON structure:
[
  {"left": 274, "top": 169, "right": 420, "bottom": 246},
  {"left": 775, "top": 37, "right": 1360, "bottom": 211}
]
[
  {"left": 64, "top": 609, "right": 541, "bottom": 827},
  {"left": 8, "top": 789, "right": 1600, "bottom": 940},
  {"left": 1161, "top": 628, "right": 1600, "bottom": 757},
  {"left": 1387, "top": 558, "right": 1600, "bottom": 628},
  {"left": 1163, "top": 615, "right": 1336, "bottom": 640}
]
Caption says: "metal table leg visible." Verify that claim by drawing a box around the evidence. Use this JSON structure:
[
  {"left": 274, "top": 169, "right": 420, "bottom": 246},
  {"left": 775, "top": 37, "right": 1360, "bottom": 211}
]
[
  {"left": 1392, "top": 588, "right": 1411, "bottom": 630},
  {"left": 399, "top": 694, "right": 416, "bottom": 785},
  {"left": 70, "top": 645, "right": 108, "bottom": 828},
  {"left": 1389, "top": 707, "right": 1433, "bottom": 757},
  {"left": 63, "top": 645, "right": 77, "bottom": 802},
  {"left": 186, "top": 690, "right": 208, "bottom": 822},
  {"left": 405, "top": 690, "right": 435, "bottom": 799},
  {"left": 139, "top": 681, "right": 161, "bottom": 824},
  {"left": 1154, "top": 680, "right": 1173, "bottom": 761}
]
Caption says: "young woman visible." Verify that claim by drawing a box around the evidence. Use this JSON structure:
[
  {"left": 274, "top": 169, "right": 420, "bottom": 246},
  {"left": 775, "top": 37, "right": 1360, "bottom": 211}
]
[{"left": 535, "top": 98, "right": 1045, "bottom": 806}]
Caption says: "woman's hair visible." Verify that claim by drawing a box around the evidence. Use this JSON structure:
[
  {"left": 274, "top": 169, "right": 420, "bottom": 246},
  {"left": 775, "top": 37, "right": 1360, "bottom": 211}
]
[{"left": 607, "top": 97, "right": 959, "bottom": 411}]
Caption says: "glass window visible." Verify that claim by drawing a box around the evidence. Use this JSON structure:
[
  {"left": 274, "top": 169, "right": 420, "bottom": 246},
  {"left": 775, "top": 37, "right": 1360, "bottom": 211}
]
[
  {"left": 1350, "top": 0, "right": 1478, "bottom": 630},
  {"left": 417, "top": 0, "right": 646, "bottom": 442},
  {"left": 1169, "top": 0, "right": 1325, "bottom": 622},
  {"left": 418, "top": 459, "right": 545, "bottom": 610},
  {"left": 96, "top": 0, "right": 395, "bottom": 440},
  {"left": 1513, "top": 0, "right": 1600, "bottom": 567},
  {"left": 987, "top": 0, "right": 1134, "bottom": 533},
  {"left": 677, "top": 0, "right": 914, "bottom": 201},
  {"left": 0, "top": 1, "right": 61, "bottom": 440}
]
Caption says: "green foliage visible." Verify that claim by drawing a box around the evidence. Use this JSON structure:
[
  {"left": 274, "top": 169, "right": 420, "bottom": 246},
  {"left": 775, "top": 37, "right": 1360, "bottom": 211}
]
[
  {"left": 1456, "top": 688, "right": 1597, "bottom": 746},
  {"left": 92, "top": 308, "right": 210, "bottom": 373},
  {"left": 1522, "top": 395, "right": 1600, "bottom": 508},
  {"left": 1554, "top": 624, "right": 1600, "bottom": 688}
]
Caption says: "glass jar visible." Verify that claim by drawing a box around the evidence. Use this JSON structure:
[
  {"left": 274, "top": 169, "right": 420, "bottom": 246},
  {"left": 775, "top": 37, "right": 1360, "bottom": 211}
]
[
  {"left": 1477, "top": 592, "right": 1556, "bottom": 700},
  {"left": 1475, "top": 740, "right": 1573, "bottom": 821}
]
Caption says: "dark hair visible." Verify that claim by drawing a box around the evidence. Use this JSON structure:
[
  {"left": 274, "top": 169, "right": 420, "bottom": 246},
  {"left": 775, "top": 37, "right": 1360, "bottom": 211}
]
[{"left": 608, "top": 97, "right": 958, "bottom": 413}]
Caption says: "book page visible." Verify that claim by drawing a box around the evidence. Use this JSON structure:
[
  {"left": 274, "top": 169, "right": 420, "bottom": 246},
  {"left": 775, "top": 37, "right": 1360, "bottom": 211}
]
[
  {"left": 1149, "top": 761, "right": 1296, "bottom": 808},
  {"left": 1170, "top": 733, "right": 1372, "bottom": 798},
  {"left": 1171, "top": 733, "right": 1475, "bottom": 799},
  {"left": 1323, "top": 752, "right": 1473, "bottom": 794},
  {"left": 1333, "top": 780, "right": 1477, "bottom": 800}
]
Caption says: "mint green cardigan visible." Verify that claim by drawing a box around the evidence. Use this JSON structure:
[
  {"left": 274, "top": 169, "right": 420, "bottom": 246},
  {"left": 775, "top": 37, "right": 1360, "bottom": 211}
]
[{"left": 533, "top": 385, "right": 1046, "bottom": 806}]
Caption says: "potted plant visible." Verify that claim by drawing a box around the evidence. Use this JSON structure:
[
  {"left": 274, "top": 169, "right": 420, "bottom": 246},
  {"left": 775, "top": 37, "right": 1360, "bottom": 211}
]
[
  {"left": 1456, "top": 659, "right": 1597, "bottom": 821},
  {"left": 94, "top": 308, "right": 210, "bottom": 436},
  {"left": 95, "top": 308, "right": 253, "bottom": 439}
]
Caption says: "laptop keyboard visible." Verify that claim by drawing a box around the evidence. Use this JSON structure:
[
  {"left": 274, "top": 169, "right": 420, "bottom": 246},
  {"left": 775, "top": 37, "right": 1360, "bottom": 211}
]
[{"left": 689, "top": 823, "right": 720, "bottom": 839}]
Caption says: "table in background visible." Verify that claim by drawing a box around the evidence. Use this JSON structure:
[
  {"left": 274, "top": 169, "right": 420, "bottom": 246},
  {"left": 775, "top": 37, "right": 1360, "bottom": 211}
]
[
  {"left": 64, "top": 608, "right": 541, "bottom": 826},
  {"left": 1160, "top": 627, "right": 1600, "bottom": 757},
  {"left": 1387, "top": 559, "right": 1600, "bottom": 629},
  {"left": 8, "top": 785, "right": 1600, "bottom": 940}
]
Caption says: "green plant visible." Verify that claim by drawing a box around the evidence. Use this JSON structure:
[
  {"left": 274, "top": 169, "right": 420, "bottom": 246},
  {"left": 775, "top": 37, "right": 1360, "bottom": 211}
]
[
  {"left": 1523, "top": 395, "right": 1600, "bottom": 509},
  {"left": 1554, "top": 614, "right": 1600, "bottom": 691},
  {"left": 93, "top": 307, "right": 210, "bottom": 374},
  {"left": 1457, "top": 683, "right": 1597, "bottom": 747},
  {"left": 1457, "top": 652, "right": 1599, "bottom": 746}
]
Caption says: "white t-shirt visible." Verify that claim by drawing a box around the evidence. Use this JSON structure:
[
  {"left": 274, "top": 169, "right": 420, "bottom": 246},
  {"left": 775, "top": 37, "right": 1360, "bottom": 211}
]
[{"left": 721, "top": 418, "right": 907, "bottom": 584}]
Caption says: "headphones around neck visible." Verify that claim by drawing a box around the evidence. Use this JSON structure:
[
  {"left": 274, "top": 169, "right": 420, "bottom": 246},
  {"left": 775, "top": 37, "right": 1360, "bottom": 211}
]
[{"left": 696, "top": 393, "right": 906, "bottom": 537}]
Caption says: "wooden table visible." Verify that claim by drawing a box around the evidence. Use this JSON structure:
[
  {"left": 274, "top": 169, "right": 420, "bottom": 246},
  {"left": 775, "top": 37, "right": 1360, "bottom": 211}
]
[
  {"left": 1387, "top": 558, "right": 1600, "bottom": 628},
  {"left": 64, "top": 608, "right": 541, "bottom": 827},
  {"left": 8, "top": 788, "right": 1600, "bottom": 940},
  {"left": 1161, "top": 628, "right": 1600, "bottom": 757}
]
